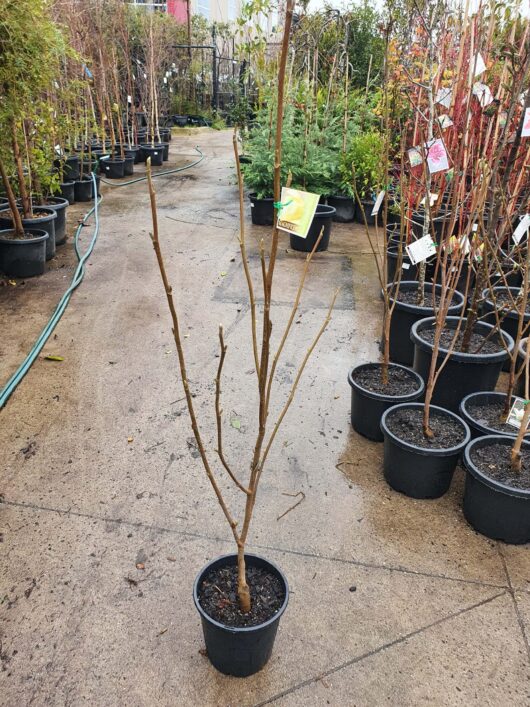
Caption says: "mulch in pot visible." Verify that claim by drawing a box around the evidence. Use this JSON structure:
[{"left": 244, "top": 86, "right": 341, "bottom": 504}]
[
  {"left": 419, "top": 327, "right": 505, "bottom": 355},
  {"left": 198, "top": 564, "right": 285, "bottom": 628},
  {"left": 350, "top": 364, "right": 420, "bottom": 396},
  {"left": 469, "top": 443, "right": 530, "bottom": 490},
  {"left": 385, "top": 406, "right": 467, "bottom": 449}
]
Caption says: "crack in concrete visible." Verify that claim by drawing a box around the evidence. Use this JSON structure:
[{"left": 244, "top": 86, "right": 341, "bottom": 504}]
[
  {"left": 252, "top": 591, "right": 510, "bottom": 707},
  {"left": 0, "top": 498, "right": 509, "bottom": 591},
  {"left": 497, "top": 543, "right": 530, "bottom": 664}
]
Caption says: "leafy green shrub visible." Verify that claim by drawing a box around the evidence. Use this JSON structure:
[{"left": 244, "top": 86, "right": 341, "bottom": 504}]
[{"left": 341, "top": 131, "right": 384, "bottom": 200}]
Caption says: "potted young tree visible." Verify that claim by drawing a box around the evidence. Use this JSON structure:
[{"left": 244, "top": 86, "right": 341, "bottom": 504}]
[{"left": 145, "top": 0, "right": 336, "bottom": 677}]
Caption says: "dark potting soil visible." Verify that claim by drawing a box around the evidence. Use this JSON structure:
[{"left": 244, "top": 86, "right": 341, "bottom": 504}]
[
  {"left": 352, "top": 365, "right": 420, "bottom": 396},
  {"left": 0, "top": 230, "right": 42, "bottom": 241},
  {"left": 198, "top": 564, "right": 285, "bottom": 628},
  {"left": 488, "top": 290, "right": 530, "bottom": 315},
  {"left": 386, "top": 407, "right": 466, "bottom": 449},
  {"left": 419, "top": 326, "right": 504, "bottom": 355},
  {"left": 470, "top": 443, "right": 530, "bottom": 491},
  {"left": 468, "top": 399, "right": 530, "bottom": 436}
]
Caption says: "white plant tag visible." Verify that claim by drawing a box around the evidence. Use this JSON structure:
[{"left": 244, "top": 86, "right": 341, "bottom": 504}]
[
  {"left": 127, "top": 95, "right": 132, "bottom": 104},
  {"left": 406, "top": 235, "right": 436, "bottom": 265},
  {"left": 435, "top": 87, "right": 452, "bottom": 108},
  {"left": 420, "top": 193, "right": 439, "bottom": 207},
  {"left": 522, "top": 108, "right": 530, "bottom": 138},
  {"left": 438, "top": 114, "right": 453, "bottom": 129},
  {"left": 513, "top": 214, "right": 530, "bottom": 244},
  {"left": 402, "top": 262, "right": 410, "bottom": 270},
  {"left": 426, "top": 138, "right": 449, "bottom": 174},
  {"left": 507, "top": 398, "right": 530, "bottom": 430},
  {"left": 371, "top": 190, "right": 385, "bottom": 216},
  {"left": 473, "top": 52, "right": 487, "bottom": 77},
  {"left": 473, "top": 82, "right": 493, "bottom": 107}
]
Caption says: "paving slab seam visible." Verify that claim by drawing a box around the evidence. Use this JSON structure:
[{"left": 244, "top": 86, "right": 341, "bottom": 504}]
[
  {"left": 497, "top": 544, "right": 530, "bottom": 663},
  {"left": 251, "top": 590, "right": 509, "bottom": 707},
  {"left": 1, "top": 498, "right": 509, "bottom": 591}
]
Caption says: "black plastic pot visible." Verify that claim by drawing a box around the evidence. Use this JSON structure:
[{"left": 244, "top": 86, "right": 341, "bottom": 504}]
[
  {"left": 411, "top": 317, "right": 513, "bottom": 413},
  {"left": 0, "top": 208, "right": 57, "bottom": 261},
  {"left": 160, "top": 128, "right": 171, "bottom": 142},
  {"left": 44, "top": 197, "right": 69, "bottom": 246},
  {"left": 140, "top": 144, "right": 164, "bottom": 166},
  {"left": 411, "top": 209, "right": 452, "bottom": 241},
  {"left": 101, "top": 158, "right": 125, "bottom": 179},
  {"left": 386, "top": 282, "right": 465, "bottom": 365},
  {"left": 327, "top": 195, "right": 355, "bottom": 223},
  {"left": 80, "top": 160, "right": 98, "bottom": 175},
  {"left": 58, "top": 181, "right": 75, "bottom": 204},
  {"left": 386, "top": 246, "right": 419, "bottom": 283},
  {"left": 238, "top": 154, "right": 252, "bottom": 165},
  {"left": 482, "top": 286, "right": 529, "bottom": 358},
  {"left": 290, "top": 204, "right": 336, "bottom": 253},
  {"left": 491, "top": 249, "right": 523, "bottom": 288},
  {"left": 159, "top": 142, "right": 170, "bottom": 161},
  {"left": 355, "top": 198, "right": 379, "bottom": 226},
  {"left": 249, "top": 193, "right": 274, "bottom": 226},
  {"left": 193, "top": 553, "right": 289, "bottom": 677},
  {"left": 55, "top": 154, "right": 80, "bottom": 182},
  {"left": 515, "top": 338, "right": 528, "bottom": 397},
  {"left": 381, "top": 402, "right": 471, "bottom": 498},
  {"left": 123, "top": 155, "right": 134, "bottom": 176},
  {"left": 0, "top": 228, "right": 49, "bottom": 278},
  {"left": 463, "top": 435, "right": 530, "bottom": 544},
  {"left": 74, "top": 177, "right": 93, "bottom": 203},
  {"left": 124, "top": 146, "right": 141, "bottom": 164},
  {"left": 173, "top": 115, "right": 188, "bottom": 128},
  {"left": 459, "top": 391, "right": 528, "bottom": 440},
  {"left": 348, "top": 362, "right": 425, "bottom": 441}
]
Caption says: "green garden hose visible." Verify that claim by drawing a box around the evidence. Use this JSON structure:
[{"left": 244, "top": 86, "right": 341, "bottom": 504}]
[{"left": 0, "top": 147, "right": 205, "bottom": 409}]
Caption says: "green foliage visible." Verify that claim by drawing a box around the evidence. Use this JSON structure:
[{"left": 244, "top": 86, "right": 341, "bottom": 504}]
[{"left": 342, "top": 131, "right": 385, "bottom": 200}]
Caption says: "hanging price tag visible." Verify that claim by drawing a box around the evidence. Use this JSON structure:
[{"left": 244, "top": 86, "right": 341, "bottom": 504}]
[
  {"left": 513, "top": 214, "right": 530, "bottom": 244},
  {"left": 522, "top": 108, "right": 530, "bottom": 138},
  {"left": 371, "top": 190, "right": 385, "bottom": 216},
  {"left": 406, "top": 235, "right": 436, "bottom": 265},
  {"left": 507, "top": 398, "right": 530, "bottom": 430},
  {"left": 276, "top": 187, "right": 320, "bottom": 239}
]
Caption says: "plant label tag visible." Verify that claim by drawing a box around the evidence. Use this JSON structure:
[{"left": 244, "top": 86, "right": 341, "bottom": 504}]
[
  {"left": 513, "top": 214, "right": 530, "bottom": 244},
  {"left": 128, "top": 95, "right": 132, "bottom": 104},
  {"left": 426, "top": 139, "right": 449, "bottom": 174},
  {"left": 438, "top": 114, "right": 453, "bottom": 129},
  {"left": 473, "top": 82, "right": 493, "bottom": 107},
  {"left": 402, "top": 262, "right": 410, "bottom": 270},
  {"left": 522, "top": 108, "right": 530, "bottom": 137},
  {"left": 420, "top": 193, "right": 439, "bottom": 207},
  {"left": 277, "top": 187, "right": 320, "bottom": 239},
  {"left": 435, "top": 87, "right": 452, "bottom": 108},
  {"left": 406, "top": 235, "right": 436, "bottom": 265},
  {"left": 408, "top": 146, "right": 422, "bottom": 167},
  {"left": 473, "top": 52, "right": 486, "bottom": 77},
  {"left": 371, "top": 190, "right": 385, "bottom": 216},
  {"left": 507, "top": 399, "right": 530, "bottom": 430}
]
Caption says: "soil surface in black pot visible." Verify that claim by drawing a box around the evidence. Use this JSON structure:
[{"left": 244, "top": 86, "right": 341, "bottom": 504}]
[
  {"left": 419, "top": 327, "right": 504, "bottom": 355},
  {"left": 198, "top": 564, "right": 285, "bottom": 628},
  {"left": 470, "top": 443, "right": 530, "bottom": 490},
  {"left": 467, "top": 399, "right": 530, "bottom": 436},
  {"left": 351, "top": 365, "right": 420, "bottom": 396},
  {"left": 490, "top": 290, "right": 530, "bottom": 313},
  {"left": 386, "top": 407, "right": 466, "bottom": 448},
  {"left": 393, "top": 290, "right": 443, "bottom": 307},
  {"left": 1, "top": 229, "right": 39, "bottom": 240}
]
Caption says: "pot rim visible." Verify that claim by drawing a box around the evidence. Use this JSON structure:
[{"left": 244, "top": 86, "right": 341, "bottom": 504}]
[
  {"left": 463, "top": 435, "right": 530, "bottom": 498},
  {"left": 314, "top": 204, "right": 336, "bottom": 217},
  {"left": 44, "top": 196, "right": 69, "bottom": 209},
  {"left": 381, "top": 401, "right": 471, "bottom": 456},
  {"left": 192, "top": 552, "right": 289, "bottom": 634},
  {"left": 481, "top": 285, "right": 530, "bottom": 321},
  {"left": 411, "top": 316, "right": 513, "bottom": 362},
  {"left": 0, "top": 228, "right": 49, "bottom": 244},
  {"left": 249, "top": 192, "right": 274, "bottom": 202},
  {"left": 348, "top": 362, "right": 424, "bottom": 402},
  {"left": 0, "top": 207, "right": 57, "bottom": 224},
  {"left": 328, "top": 194, "right": 354, "bottom": 202},
  {"left": 386, "top": 281, "right": 465, "bottom": 313},
  {"left": 459, "top": 391, "right": 529, "bottom": 439}
]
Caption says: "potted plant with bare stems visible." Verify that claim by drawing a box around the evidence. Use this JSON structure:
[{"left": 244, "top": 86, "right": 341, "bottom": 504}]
[{"left": 145, "top": 0, "right": 336, "bottom": 677}]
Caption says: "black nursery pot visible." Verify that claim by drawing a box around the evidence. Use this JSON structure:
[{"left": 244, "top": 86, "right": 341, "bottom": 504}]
[
  {"left": 515, "top": 338, "right": 528, "bottom": 397},
  {"left": 412, "top": 317, "right": 513, "bottom": 413},
  {"left": 74, "top": 176, "right": 93, "bottom": 203},
  {"left": 327, "top": 195, "right": 355, "bottom": 223},
  {"left": 0, "top": 207, "right": 56, "bottom": 261},
  {"left": 348, "top": 362, "right": 425, "bottom": 442},
  {"left": 459, "top": 391, "right": 527, "bottom": 440},
  {"left": 386, "top": 245, "right": 419, "bottom": 283},
  {"left": 123, "top": 155, "right": 135, "bottom": 176},
  {"left": 355, "top": 198, "right": 379, "bottom": 226},
  {"left": 249, "top": 193, "right": 274, "bottom": 226},
  {"left": 290, "top": 204, "right": 336, "bottom": 253},
  {"left": 44, "top": 197, "right": 69, "bottom": 246},
  {"left": 160, "top": 141, "right": 170, "bottom": 161},
  {"left": 55, "top": 154, "right": 80, "bottom": 182},
  {"left": 58, "top": 181, "right": 75, "bottom": 204},
  {"left": 381, "top": 402, "right": 471, "bottom": 499},
  {"left": 482, "top": 286, "right": 529, "bottom": 362},
  {"left": 193, "top": 553, "right": 289, "bottom": 677},
  {"left": 386, "top": 282, "right": 465, "bottom": 365},
  {"left": 0, "top": 228, "right": 49, "bottom": 278},
  {"left": 101, "top": 158, "right": 125, "bottom": 179},
  {"left": 124, "top": 146, "right": 141, "bottom": 164},
  {"left": 463, "top": 435, "right": 530, "bottom": 544},
  {"left": 140, "top": 144, "right": 164, "bottom": 167}
]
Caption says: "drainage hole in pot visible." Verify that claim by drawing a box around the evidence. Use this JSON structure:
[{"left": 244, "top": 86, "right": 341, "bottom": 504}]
[
  {"left": 470, "top": 444, "right": 530, "bottom": 490},
  {"left": 199, "top": 564, "right": 285, "bottom": 628},
  {"left": 419, "top": 326, "right": 504, "bottom": 354},
  {"left": 352, "top": 366, "right": 420, "bottom": 396},
  {"left": 386, "top": 407, "right": 466, "bottom": 449}
]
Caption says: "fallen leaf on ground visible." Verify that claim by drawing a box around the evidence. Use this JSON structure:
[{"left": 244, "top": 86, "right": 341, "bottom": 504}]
[
  {"left": 44, "top": 355, "right": 64, "bottom": 361},
  {"left": 136, "top": 562, "right": 145, "bottom": 570},
  {"left": 127, "top": 437, "right": 134, "bottom": 443}
]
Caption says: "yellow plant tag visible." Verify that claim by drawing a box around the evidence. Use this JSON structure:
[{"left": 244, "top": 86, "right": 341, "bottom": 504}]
[{"left": 276, "top": 187, "right": 320, "bottom": 239}]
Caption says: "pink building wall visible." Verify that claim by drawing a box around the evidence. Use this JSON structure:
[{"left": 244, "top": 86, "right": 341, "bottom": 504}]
[{"left": 167, "top": 0, "right": 188, "bottom": 23}]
